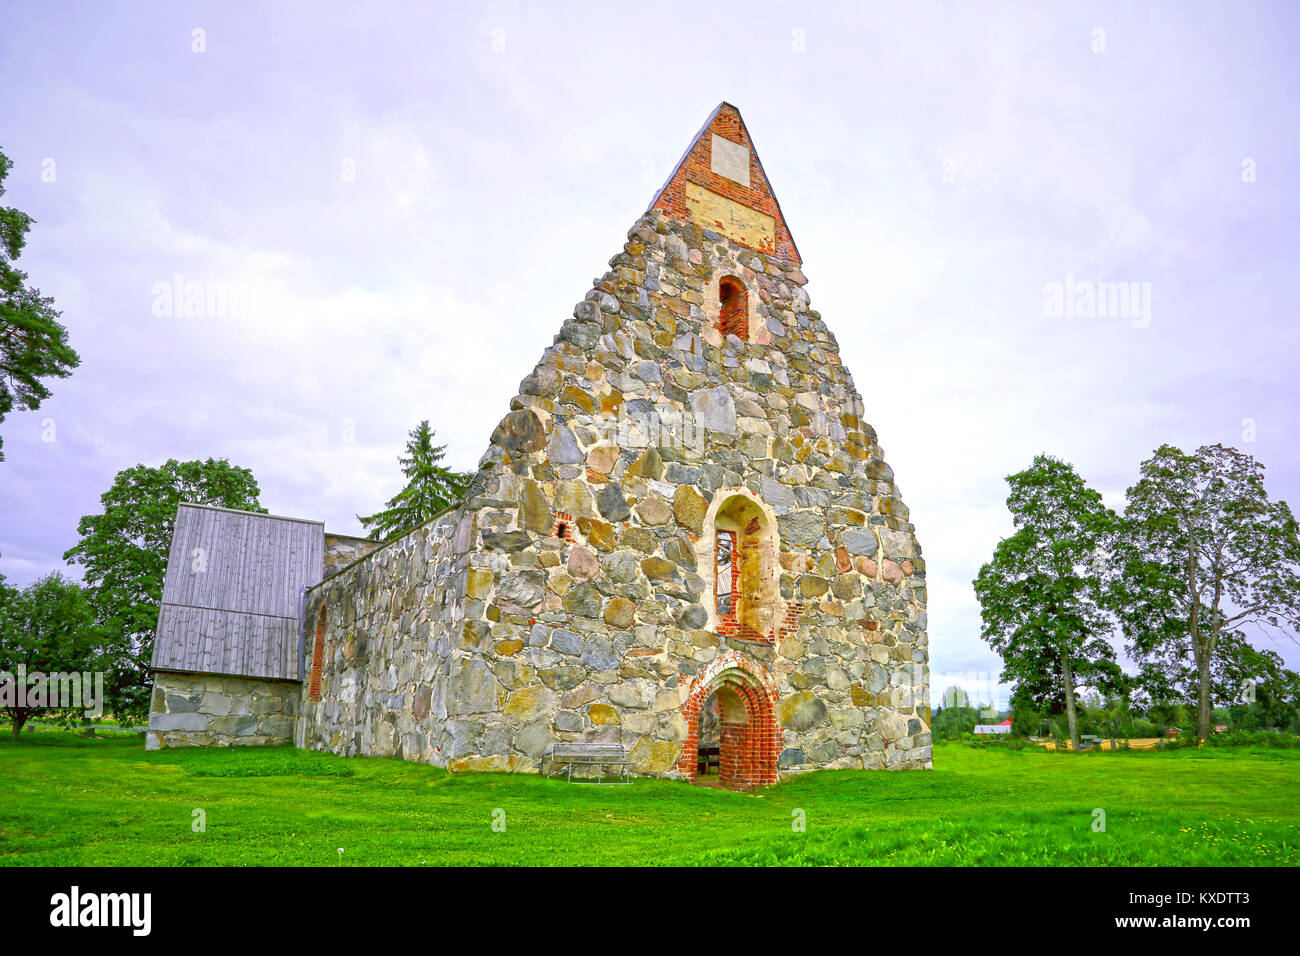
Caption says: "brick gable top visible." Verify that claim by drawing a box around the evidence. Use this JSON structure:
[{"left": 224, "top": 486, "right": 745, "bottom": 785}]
[{"left": 648, "top": 102, "right": 802, "bottom": 265}]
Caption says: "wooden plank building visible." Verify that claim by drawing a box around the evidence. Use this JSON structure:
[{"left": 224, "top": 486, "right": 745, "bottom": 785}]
[
  {"left": 152, "top": 502, "right": 324, "bottom": 681},
  {"left": 146, "top": 503, "right": 327, "bottom": 749}
]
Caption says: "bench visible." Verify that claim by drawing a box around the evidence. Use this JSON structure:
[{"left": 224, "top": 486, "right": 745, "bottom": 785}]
[
  {"left": 697, "top": 745, "right": 720, "bottom": 776},
  {"left": 541, "top": 742, "right": 632, "bottom": 784}
]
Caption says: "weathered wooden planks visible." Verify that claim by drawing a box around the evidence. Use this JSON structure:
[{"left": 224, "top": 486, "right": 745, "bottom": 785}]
[{"left": 151, "top": 503, "right": 324, "bottom": 681}]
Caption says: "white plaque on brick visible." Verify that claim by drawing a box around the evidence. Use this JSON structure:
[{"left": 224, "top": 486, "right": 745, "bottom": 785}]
[{"left": 711, "top": 134, "right": 751, "bottom": 187}]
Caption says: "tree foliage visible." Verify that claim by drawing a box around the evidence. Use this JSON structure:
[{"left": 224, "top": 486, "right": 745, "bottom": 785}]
[
  {"left": 0, "top": 573, "right": 101, "bottom": 739},
  {"left": 0, "top": 149, "right": 80, "bottom": 461},
  {"left": 358, "top": 421, "right": 470, "bottom": 541},
  {"left": 938, "top": 686, "right": 972, "bottom": 708},
  {"left": 1112, "top": 443, "right": 1300, "bottom": 737},
  {"left": 973, "top": 454, "right": 1123, "bottom": 752},
  {"left": 63, "top": 458, "right": 264, "bottom": 722},
  {"left": 1226, "top": 658, "right": 1300, "bottom": 732},
  {"left": 930, "top": 705, "right": 984, "bottom": 741},
  {"left": 1009, "top": 684, "right": 1046, "bottom": 737}
]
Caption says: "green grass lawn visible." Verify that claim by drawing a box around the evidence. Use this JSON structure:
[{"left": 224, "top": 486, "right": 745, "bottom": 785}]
[{"left": 2, "top": 727, "right": 1297, "bottom": 866}]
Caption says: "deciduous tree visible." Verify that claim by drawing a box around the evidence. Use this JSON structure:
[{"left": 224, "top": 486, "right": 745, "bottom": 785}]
[
  {"left": 974, "top": 455, "right": 1122, "bottom": 753},
  {"left": 0, "top": 573, "right": 100, "bottom": 740},
  {"left": 0, "top": 149, "right": 80, "bottom": 461},
  {"left": 1113, "top": 444, "right": 1300, "bottom": 738}
]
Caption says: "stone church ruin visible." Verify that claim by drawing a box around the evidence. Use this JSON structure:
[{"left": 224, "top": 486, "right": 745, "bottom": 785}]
[{"left": 147, "top": 103, "right": 931, "bottom": 787}]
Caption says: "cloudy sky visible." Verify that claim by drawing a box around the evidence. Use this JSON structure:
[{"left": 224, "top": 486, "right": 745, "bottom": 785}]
[{"left": 2, "top": 1, "right": 1297, "bottom": 705}]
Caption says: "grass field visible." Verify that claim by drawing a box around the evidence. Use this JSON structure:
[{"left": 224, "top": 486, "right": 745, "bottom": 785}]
[{"left": 2, "top": 727, "right": 1297, "bottom": 866}]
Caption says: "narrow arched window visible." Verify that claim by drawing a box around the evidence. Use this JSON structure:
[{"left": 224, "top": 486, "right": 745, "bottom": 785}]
[
  {"left": 715, "top": 529, "right": 737, "bottom": 617},
  {"left": 308, "top": 605, "right": 326, "bottom": 701},
  {"left": 718, "top": 277, "right": 748, "bottom": 340},
  {"left": 711, "top": 495, "right": 779, "bottom": 642}
]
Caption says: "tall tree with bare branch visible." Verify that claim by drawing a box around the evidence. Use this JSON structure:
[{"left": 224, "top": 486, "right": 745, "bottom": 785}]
[{"left": 1113, "top": 443, "right": 1300, "bottom": 738}]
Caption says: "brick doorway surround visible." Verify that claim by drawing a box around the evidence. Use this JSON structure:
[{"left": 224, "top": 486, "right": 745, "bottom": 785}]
[{"left": 679, "top": 654, "right": 779, "bottom": 789}]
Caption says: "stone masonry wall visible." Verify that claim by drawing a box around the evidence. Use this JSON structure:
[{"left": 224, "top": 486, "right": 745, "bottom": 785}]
[
  {"left": 324, "top": 532, "right": 382, "bottom": 578},
  {"left": 298, "top": 506, "right": 478, "bottom": 764},
  {"left": 145, "top": 671, "right": 298, "bottom": 749},
  {"left": 296, "top": 202, "right": 931, "bottom": 779}
]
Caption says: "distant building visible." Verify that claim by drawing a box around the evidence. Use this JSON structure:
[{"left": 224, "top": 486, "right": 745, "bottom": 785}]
[{"left": 973, "top": 718, "right": 1013, "bottom": 735}]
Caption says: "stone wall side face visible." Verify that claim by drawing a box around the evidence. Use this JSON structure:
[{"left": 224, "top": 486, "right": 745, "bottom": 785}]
[
  {"left": 145, "top": 672, "right": 299, "bottom": 749},
  {"left": 297, "top": 507, "right": 474, "bottom": 767},
  {"left": 301, "top": 209, "right": 930, "bottom": 777}
]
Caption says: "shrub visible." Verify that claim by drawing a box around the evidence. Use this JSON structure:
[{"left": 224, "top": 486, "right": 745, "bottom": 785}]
[
  {"left": 1204, "top": 730, "right": 1300, "bottom": 749},
  {"left": 962, "top": 735, "right": 1030, "bottom": 751}
]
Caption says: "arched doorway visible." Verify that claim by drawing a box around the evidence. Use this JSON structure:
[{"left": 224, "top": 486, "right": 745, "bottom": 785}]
[
  {"left": 680, "top": 660, "right": 778, "bottom": 790},
  {"left": 695, "top": 690, "right": 722, "bottom": 781}
]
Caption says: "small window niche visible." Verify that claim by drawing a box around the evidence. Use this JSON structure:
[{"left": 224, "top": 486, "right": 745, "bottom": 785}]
[{"left": 717, "top": 277, "right": 749, "bottom": 341}]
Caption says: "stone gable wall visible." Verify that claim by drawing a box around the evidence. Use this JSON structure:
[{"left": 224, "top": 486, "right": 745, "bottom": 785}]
[
  {"left": 651, "top": 104, "right": 800, "bottom": 263},
  {"left": 296, "top": 207, "right": 930, "bottom": 778}
]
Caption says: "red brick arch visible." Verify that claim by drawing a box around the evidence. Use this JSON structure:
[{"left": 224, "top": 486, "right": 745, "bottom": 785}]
[{"left": 679, "top": 656, "right": 779, "bottom": 789}]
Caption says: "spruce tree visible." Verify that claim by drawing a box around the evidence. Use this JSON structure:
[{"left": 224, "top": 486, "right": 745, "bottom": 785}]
[{"left": 358, "top": 421, "right": 470, "bottom": 541}]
